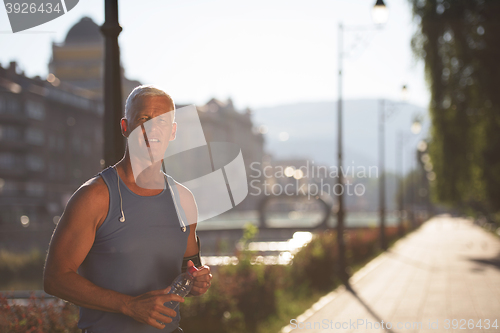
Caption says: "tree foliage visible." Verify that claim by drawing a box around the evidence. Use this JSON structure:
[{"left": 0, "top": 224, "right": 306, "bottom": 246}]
[{"left": 409, "top": 0, "right": 500, "bottom": 217}]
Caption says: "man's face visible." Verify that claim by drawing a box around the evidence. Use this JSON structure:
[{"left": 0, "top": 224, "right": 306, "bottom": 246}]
[{"left": 122, "top": 95, "right": 177, "bottom": 161}]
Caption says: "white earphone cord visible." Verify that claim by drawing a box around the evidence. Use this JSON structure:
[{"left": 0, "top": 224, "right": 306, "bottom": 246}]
[
  {"left": 113, "top": 167, "right": 185, "bottom": 231},
  {"left": 114, "top": 166, "right": 126, "bottom": 222}
]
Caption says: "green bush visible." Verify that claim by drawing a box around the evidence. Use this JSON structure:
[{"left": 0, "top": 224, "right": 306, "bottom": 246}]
[
  {"left": 289, "top": 230, "right": 339, "bottom": 292},
  {"left": 289, "top": 226, "right": 406, "bottom": 294}
]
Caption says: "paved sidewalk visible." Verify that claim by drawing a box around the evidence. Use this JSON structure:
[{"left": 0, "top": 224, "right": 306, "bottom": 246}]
[{"left": 283, "top": 216, "right": 500, "bottom": 333}]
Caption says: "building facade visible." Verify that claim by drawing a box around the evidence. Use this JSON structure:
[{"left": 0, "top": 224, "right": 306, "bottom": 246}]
[{"left": 0, "top": 62, "right": 103, "bottom": 232}]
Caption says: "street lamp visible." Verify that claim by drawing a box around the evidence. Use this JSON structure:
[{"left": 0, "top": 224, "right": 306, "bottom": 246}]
[
  {"left": 101, "top": 0, "right": 124, "bottom": 168},
  {"left": 378, "top": 98, "right": 387, "bottom": 250},
  {"left": 402, "top": 85, "right": 409, "bottom": 101},
  {"left": 336, "top": 0, "right": 388, "bottom": 284},
  {"left": 372, "top": 0, "right": 389, "bottom": 25},
  {"left": 397, "top": 118, "right": 422, "bottom": 234},
  {"left": 378, "top": 85, "right": 407, "bottom": 251},
  {"left": 411, "top": 120, "right": 422, "bottom": 226},
  {"left": 411, "top": 122, "right": 422, "bottom": 134}
]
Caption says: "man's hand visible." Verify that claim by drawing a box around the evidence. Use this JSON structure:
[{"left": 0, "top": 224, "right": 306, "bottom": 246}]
[
  {"left": 187, "top": 260, "right": 212, "bottom": 296},
  {"left": 121, "top": 286, "right": 185, "bottom": 329}
]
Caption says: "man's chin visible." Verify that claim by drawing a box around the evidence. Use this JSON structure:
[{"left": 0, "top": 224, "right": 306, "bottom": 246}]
[{"left": 149, "top": 145, "right": 169, "bottom": 160}]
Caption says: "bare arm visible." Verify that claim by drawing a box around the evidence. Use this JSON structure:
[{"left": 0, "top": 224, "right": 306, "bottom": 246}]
[
  {"left": 176, "top": 183, "right": 212, "bottom": 296},
  {"left": 177, "top": 182, "right": 199, "bottom": 258},
  {"left": 44, "top": 177, "right": 184, "bottom": 329}
]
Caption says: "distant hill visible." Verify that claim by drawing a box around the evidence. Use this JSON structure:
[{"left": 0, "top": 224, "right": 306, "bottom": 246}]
[{"left": 252, "top": 99, "right": 429, "bottom": 174}]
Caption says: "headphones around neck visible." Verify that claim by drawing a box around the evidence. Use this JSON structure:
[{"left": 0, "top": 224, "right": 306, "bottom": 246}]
[
  {"left": 113, "top": 166, "right": 126, "bottom": 223},
  {"left": 112, "top": 166, "right": 186, "bottom": 232}
]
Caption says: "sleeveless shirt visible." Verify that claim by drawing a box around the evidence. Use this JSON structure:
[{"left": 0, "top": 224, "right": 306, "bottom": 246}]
[{"left": 77, "top": 166, "right": 190, "bottom": 333}]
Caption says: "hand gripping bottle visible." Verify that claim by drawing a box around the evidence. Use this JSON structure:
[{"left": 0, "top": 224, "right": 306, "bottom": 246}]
[{"left": 165, "top": 265, "right": 199, "bottom": 310}]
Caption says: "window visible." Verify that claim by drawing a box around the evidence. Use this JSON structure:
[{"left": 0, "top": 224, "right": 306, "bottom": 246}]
[
  {"left": 25, "top": 127, "right": 44, "bottom": 146},
  {"left": 49, "top": 162, "right": 60, "bottom": 179},
  {"left": 94, "top": 127, "right": 102, "bottom": 143},
  {"left": 0, "top": 125, "right": 21, "bottom": 141},
  {"left": 58, "top": 135, "right": 65, "bottom": 151},
  {"left": 0, "top": 96, "right": 20, "bottom": 114},
  {"left": 26, "top": 182, "right": 44, "bottom": 197},
  {"left": 48, "top": 162, "right": 65, "bottom": 179},
  {"left": 25, "top": 100, "right": 45, "bottom": 120},
  {"left": 83, "top": 141, "right": 91, "bottom": 155},
  {"left": 7, "top": 98, "right": 20, "bottom": 114},
  {"left": 0, "top": 180, "right": 18, "bottom": 195},
  {"left": 0, "top": 153, "right": 15, "bottom": 169},
  {"left": 26, "top": 154, "right": 44, "bottom": 171},
  {"left": 72, "top": 135, "right": 81, "bottom": 153},
  {"left": 48, "top": 134, "right": 56, "bottom": 150},
  {"left": 59, "top": 163, "right": 66, "bottom": 178}
]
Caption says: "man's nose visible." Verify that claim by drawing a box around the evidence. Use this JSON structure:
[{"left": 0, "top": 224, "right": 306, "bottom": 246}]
[{"left": 148, "top": 118, "right": 167, "bottom": 129}]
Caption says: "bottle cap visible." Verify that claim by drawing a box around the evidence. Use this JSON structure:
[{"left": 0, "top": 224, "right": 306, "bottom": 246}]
[{"left": 188, "top": 265, "right": 199, "bottom": 275}]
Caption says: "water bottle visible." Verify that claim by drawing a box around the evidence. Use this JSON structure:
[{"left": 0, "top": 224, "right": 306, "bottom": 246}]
[{"left": 165, "top": 265, "right": 198, "bottom": 310}]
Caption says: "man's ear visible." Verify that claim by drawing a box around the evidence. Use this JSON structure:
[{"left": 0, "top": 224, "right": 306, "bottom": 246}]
[
  {"left": 120, "top": 118, "right": 128, "bottom": 137},
  {"left": 170, "top": 122, "right": 177, "bottom": 141}
]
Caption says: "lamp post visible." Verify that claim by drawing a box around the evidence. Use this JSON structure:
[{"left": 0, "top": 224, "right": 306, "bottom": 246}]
[
  {"left": 397, "top": 131, "right": 405, "bottom": 236},
  {"left": 336, "top": 0, "right": 388, "bottom": 283},
  {"left": 378, "top": 99, "right": 387, "bottom": 250},
  {"left": 337, "top": 21, "right": 347, "bottom": 284},
  {"left": 101, "top": 0, "right": 124, "bottom": 168},
  {"left": 410, "top": 119, "right": 422, "bottom": 227},
  {"left": 396, "top": 118, "right": 422, "bottom": 234},
  {"left": 380, "top": 86, "right": 420, "bottom": 249},
  {"left": 396, "top": 119, "right": 422, "bottom": 234}
]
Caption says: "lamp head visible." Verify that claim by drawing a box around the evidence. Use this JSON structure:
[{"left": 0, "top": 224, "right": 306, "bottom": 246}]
[
  {"left": 372, "top": 0, "right": 389, "bottom": 25},
  {"left": 411, "top": 121, "right": 422, "bottom": 135},
  {"left": 401, "top": 85, "right": 409, "bottom": 101}
]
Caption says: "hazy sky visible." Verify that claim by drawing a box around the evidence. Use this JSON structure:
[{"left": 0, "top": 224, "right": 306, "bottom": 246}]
[{"left": 0, "top": 0, "right": 429, "bottom": 110}]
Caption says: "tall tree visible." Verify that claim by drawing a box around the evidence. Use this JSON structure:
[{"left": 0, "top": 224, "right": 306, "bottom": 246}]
[{"left": 409, "top": 0, "right": 500, "bottom": 219}]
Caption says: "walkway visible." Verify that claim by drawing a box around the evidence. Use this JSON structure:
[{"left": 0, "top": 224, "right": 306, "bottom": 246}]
[{"left": 282, "top": 216, "right": 500, "bottom": 333}]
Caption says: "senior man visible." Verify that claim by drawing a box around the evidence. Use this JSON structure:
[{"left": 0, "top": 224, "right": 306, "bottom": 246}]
[{"left": 44, "top": 85, "right": 212, "bottom": 333}]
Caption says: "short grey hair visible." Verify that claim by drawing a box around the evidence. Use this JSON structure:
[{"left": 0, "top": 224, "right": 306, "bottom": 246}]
[{"left": 124, "top": 85, "right": 175, "bottom": 120}]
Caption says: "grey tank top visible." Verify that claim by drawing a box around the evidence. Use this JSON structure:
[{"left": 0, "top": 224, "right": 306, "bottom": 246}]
[{"left": 77, "top": 166, "right": 190, "bottom": 333}]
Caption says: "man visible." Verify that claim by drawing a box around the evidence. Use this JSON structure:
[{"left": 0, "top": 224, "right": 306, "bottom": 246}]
[{"left": 44, "top": 85, "right": 212, "bottom": 333}]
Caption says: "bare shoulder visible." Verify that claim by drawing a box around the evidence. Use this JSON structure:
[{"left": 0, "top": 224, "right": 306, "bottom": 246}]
[
  {"left": 45, "top": 174, "right": 110, "bottom": 279},
  {"left": 63, "top": 174, "right": 109, "bottom": 229},
  {"left": 76, "top": 175, "right": 109, "bottom": 205}
]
